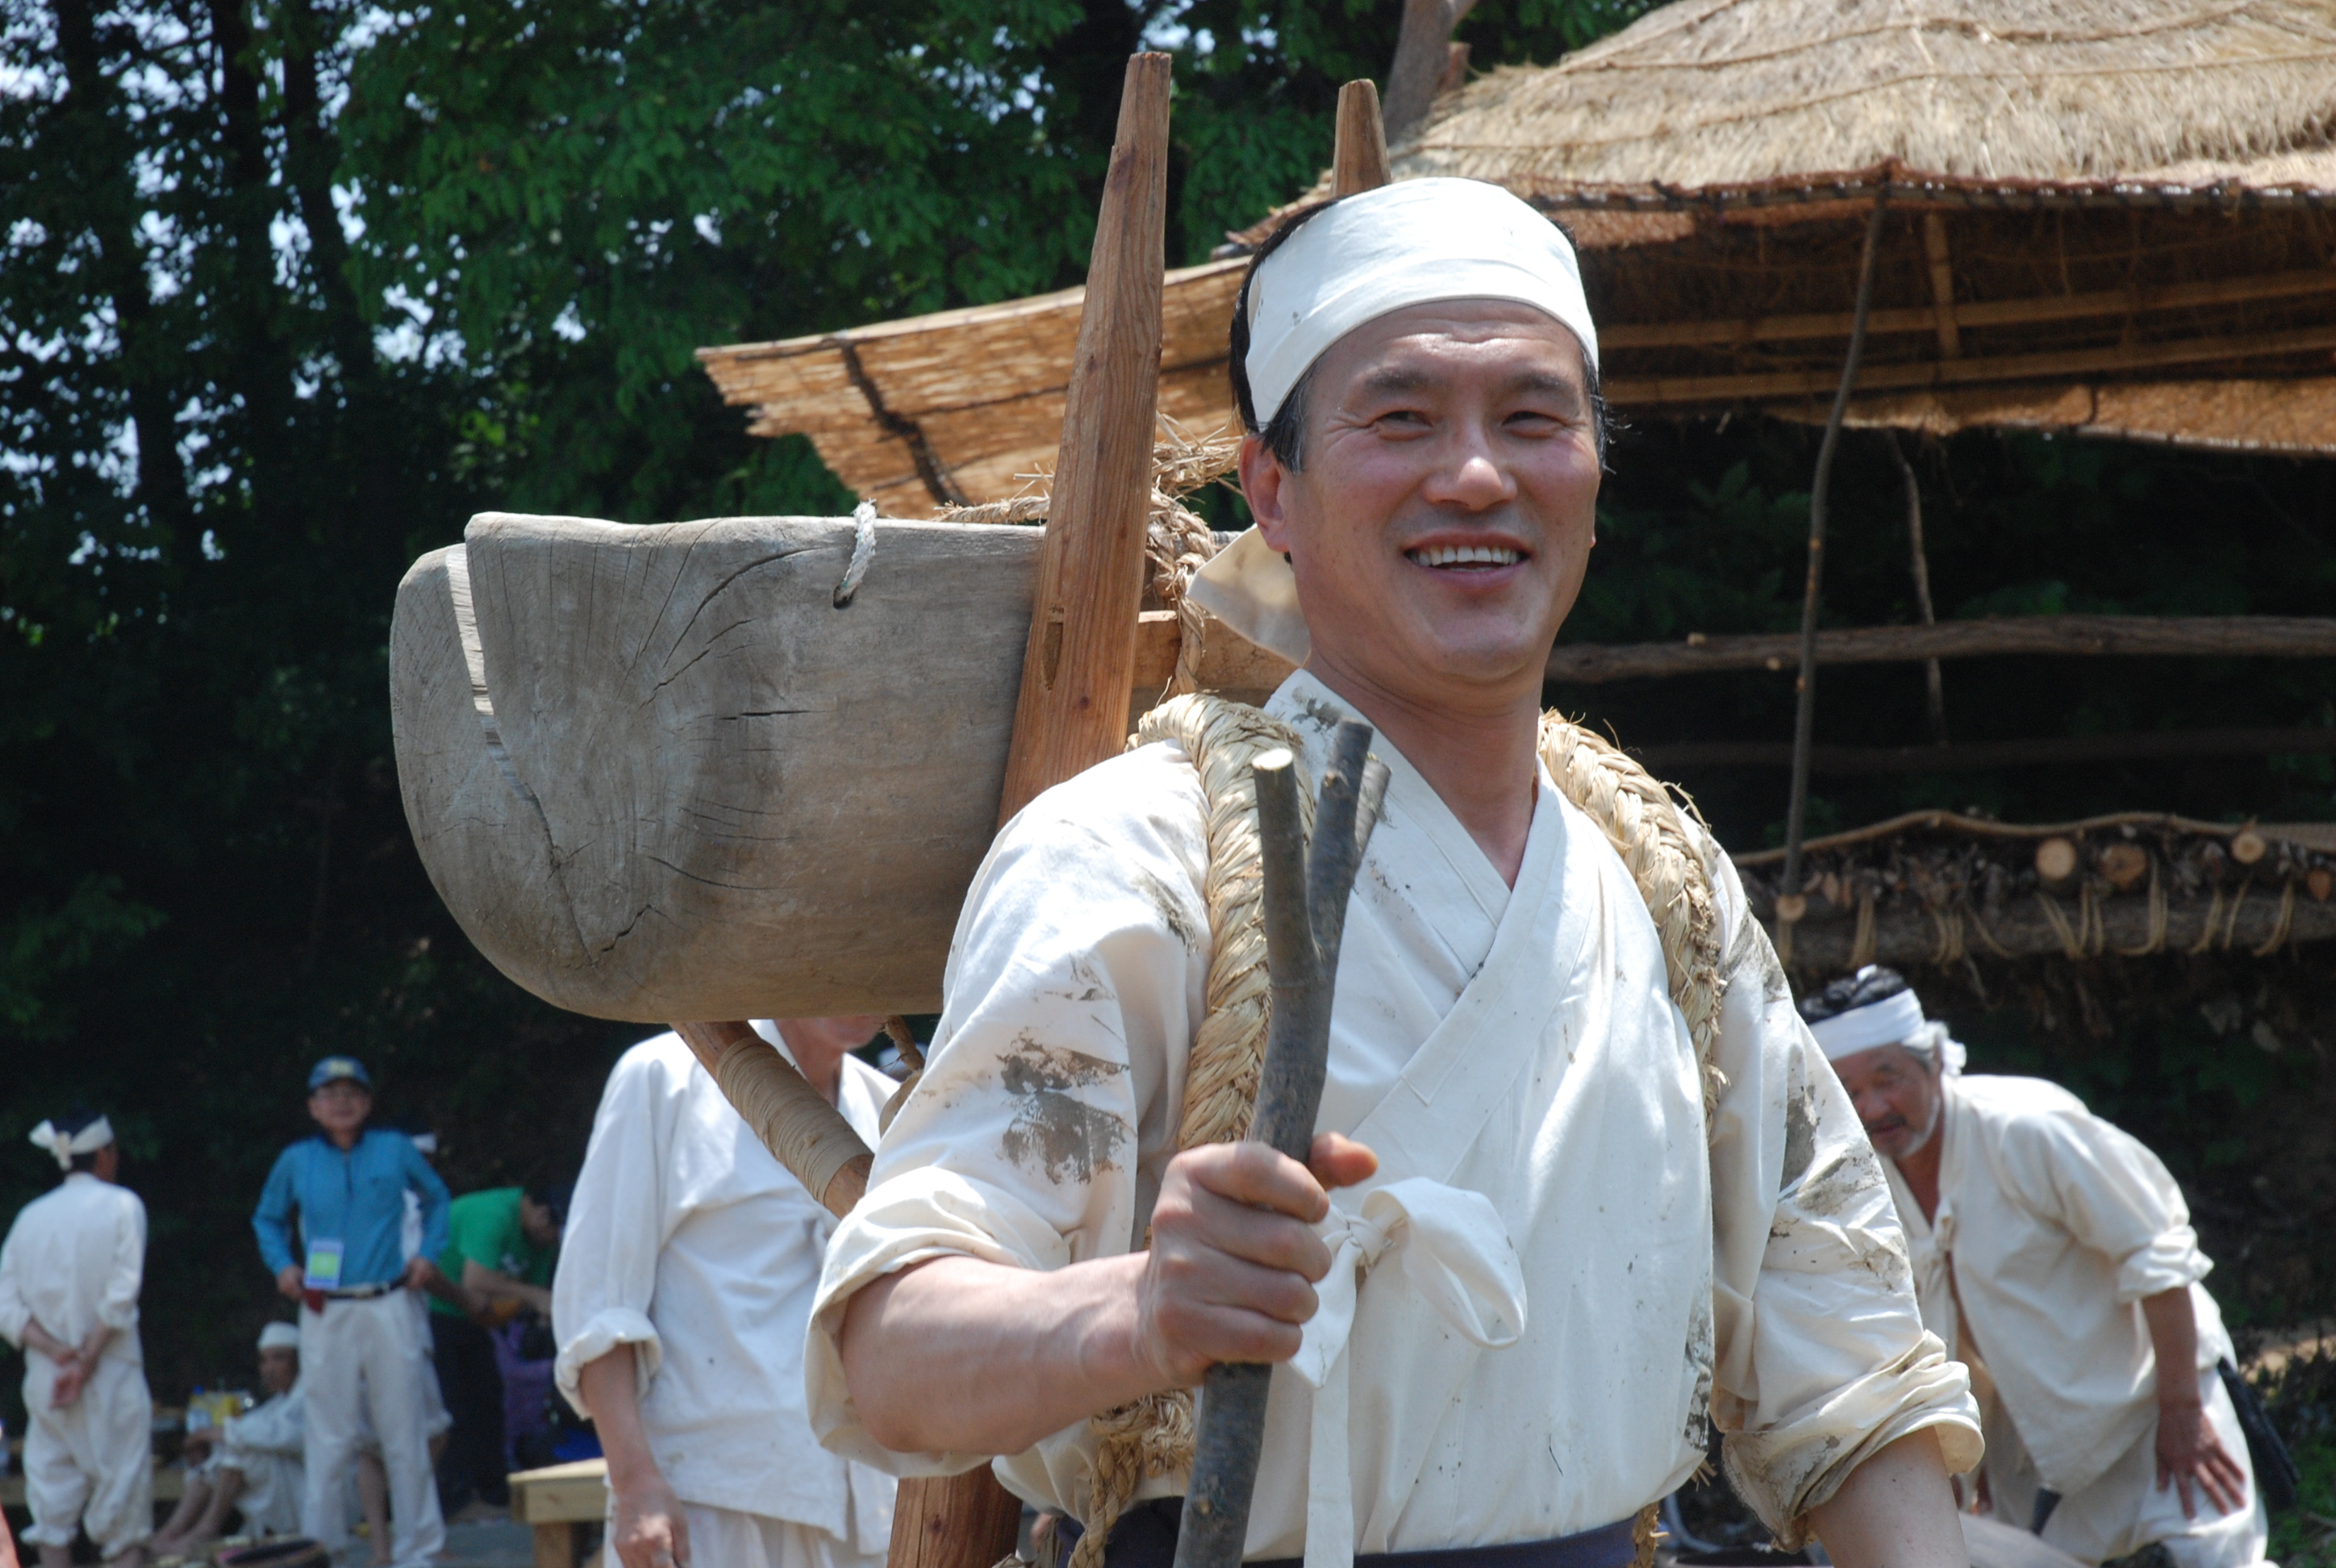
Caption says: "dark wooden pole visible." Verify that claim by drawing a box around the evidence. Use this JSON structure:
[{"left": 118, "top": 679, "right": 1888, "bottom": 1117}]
[
  {"left": 1779, "top": 198, "right": 1890, "bottom": 915},
  {"left": 1174, "top": 727, "right": 1388, "bottom": 1568}
]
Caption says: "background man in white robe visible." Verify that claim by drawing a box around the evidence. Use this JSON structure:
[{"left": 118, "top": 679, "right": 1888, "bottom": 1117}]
[
  {"left": 0, "top": 1109, "right": 152, "bottom": 1568},
  {"left": 554, "top": 1019, "right": 899, "bottom": 1568},
  {"left": 1812, "top": 965, "right": 2271, "bottom": 1568},
  {"left": 153, "top": 1322, "right": 308, "bottom": 1552},
  {"left": 808, "top": 178, "right": 1979, "bottom": 1568}
]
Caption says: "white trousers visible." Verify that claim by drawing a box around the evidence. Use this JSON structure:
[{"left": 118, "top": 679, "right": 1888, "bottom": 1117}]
[
  {"left": 612, "top": 1498, "right": 886, "bottom": 1568},
  {"left": 218, "top": 1441, "right": 305, "bottom": 1537},
  {"left": 300, "top": 1293, "right": 444, "bottom": 1567},
  {"left": 1985, "top": 1366, "right": 2272, "bottom": 1568},
  {"left": 19, "top": 1353, "right": 154, "bottom": 1558}
]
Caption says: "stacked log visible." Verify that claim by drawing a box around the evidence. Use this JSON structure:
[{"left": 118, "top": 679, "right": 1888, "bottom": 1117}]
[{"left": 1736, "top": 813, "right": 2336, "bottom": 972}]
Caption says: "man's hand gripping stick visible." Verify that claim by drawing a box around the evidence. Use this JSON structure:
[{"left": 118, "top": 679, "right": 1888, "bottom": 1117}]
[{"left": 1174, "top": 721, "right": 1390, "bottom": 1568}]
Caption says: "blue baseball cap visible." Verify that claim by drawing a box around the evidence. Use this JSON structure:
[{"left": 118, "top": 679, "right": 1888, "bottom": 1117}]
[{"left": 307, "top": 1056, "right": 372, "bottom": 1092}]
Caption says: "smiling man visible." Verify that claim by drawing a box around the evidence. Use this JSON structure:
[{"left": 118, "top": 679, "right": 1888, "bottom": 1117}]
[
  {"left": 808, "top": 179, "right": 1979, "bottom": 1568},
  {"left": 1810, "top": 967, "right": 2273, "bottom": 1568}
]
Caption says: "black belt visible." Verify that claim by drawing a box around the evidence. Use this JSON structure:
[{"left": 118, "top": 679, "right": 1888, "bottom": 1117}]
[{"left": 1054, "top": 1500, "right": 1641, "bottom": 1568}]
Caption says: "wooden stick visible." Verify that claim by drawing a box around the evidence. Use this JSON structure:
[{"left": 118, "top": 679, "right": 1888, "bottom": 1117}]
[
  {"left": 1175, "top": 726, "right": 1387, "bottom": 1568},
  {"left": 1782, "top": 198, "right": 1888, "bottom": 907},
  {"left": 1597, "top": 266, "right": 2336, "bottom": 352},
  {"left": 1605, "top": 321, "right": 2336, "bottom": 407},
  {"left": 1640, "top": 726, "right": 2336, "bottom": 775},
  {"left": 995, "top": 52, "right": 1173, "bottom": 826},
  {"left": 1733, "top": 807, "right": 2278, "bottom": 865},
  {"left": 1331, "top": 80, "right": 1392, "bottom": 197},
  {"left": 1887, "top": 432, "right": 1949, "bottom": 747},
  {"left": 1541, "top": 615, "right": 2336, "bottom": 684}
]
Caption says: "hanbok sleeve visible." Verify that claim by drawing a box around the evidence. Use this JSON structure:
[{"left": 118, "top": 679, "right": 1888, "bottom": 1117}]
[
  {"left": 99, "top": 1190, "right": 145, "bottom": 1333},
  {"left": 1993, "top": 1103, "right": 2210, "bottom": 1302},
  {"left": 1700, "top": 839, "right": 1981, "bottom": 1547},
  {"left": 553, "top": 1044, "right": 679, "bottom": 1415},
  {"left": 0, "top": 1216, "right": 27, "bottom": 1347},
  {"left": 805, "top": 747, "right": 1210, "bottom": 1475}
]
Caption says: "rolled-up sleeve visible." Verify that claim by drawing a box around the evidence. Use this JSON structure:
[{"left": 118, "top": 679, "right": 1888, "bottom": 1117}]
[
  {"left": 1999, "top": 1109, "right": 2211, "bottom": 1303},
  {"left": 806, "top": 750, "right": 1208, "bottom": 1476},
  {"left": 1702, "top": 842, "right": 1981, "bottom": 1545},
  {"left": 554, "top": 1053, "right": 678, "bottom": 1415}
]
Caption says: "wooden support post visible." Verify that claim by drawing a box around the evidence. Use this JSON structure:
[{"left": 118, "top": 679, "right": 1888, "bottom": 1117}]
[
  {"left": 1923, "top": 212, "right": 1960, "bottom": 359},
  {"left": 1886, "top": 432, "right": 1949, "bottom": 747},
  {"left": 1332, "top": 80, "right": 1392, "bottom": 197},
  {"left": 995, "top": 52, "right": 1173, "bottom": 826}
]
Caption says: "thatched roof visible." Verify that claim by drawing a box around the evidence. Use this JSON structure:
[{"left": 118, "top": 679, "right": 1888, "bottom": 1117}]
[
  {"left": 700, "top": 0, "right": 2336, "bottom": 512},
  {"left": 1399, "top": 0, "right": 2336, "bottom": 196}
]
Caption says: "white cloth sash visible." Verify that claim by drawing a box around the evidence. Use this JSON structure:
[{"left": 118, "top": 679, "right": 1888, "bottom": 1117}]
[{"left": 1291, "top": 1178, "right": 1529, "bottom": 1568}]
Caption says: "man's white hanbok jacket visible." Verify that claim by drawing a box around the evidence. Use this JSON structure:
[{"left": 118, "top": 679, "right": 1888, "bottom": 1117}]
[
  {"left": 808, "top": 673, "right": 1980, "bottom": 1562},
  {"left": 1881, "top": 1073, "right": 2230, "bottom": 1497},
  {"left": 0, "top": 1171, "right": 154, "bottom": 1555},
  {"left": 555, "top": 1032, "right": 897, "bottom": 1548}
]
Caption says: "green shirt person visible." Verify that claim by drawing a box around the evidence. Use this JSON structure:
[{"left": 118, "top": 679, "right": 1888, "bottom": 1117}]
[{"left": 432, "top": 1186, "right": 565, "bottom": 1322}]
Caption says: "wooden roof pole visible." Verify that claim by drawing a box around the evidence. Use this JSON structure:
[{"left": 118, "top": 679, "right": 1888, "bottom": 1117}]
[
  {"left": 1333, "top": 80, "right": 1393, "bottom": 197},
  {"left": 995, "top": 53, "right": 1174, "bottom": 824}
]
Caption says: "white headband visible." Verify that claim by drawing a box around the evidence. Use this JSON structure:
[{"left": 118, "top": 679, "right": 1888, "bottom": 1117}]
[
  {"left": 1194, "top": 179, "right": 1600, "bottom": 666},
  {"left": 1242, "top": 178, "right": 1599, "bottom": 428},
  {"left": 258, "top": 1322, "right": 301, "bottom": 1352},
  {"left": 29, "top": 1116, "right": 113, "bottom": 1170},
  {"left": 1808, "top": 989, "right": 1929, "bottom": 1061}
]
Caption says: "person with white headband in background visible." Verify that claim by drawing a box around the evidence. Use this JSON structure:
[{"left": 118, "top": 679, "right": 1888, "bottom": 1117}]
[
  {"left": 1807, "top": 966, "right": 2275, "bottom": 1568},
  {"left": 153, "top": 1321, "right": 310, "bottom": 1553},
  {"left": 811, "top": 178, "right": 1979, "bottom": 1568},
  {"left": 0, "top": 1107, "right": 152, "bottom": 1568}
]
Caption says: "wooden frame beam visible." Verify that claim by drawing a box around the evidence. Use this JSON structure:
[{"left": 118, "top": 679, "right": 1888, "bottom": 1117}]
[
  {"left": 1637, "top": 727, "right": 2336, "bottom": 774},
  {"left": 1596, "top": 267, "right": 2336, "bottom": 352},
  {"left": 1605, "top": 323, "right": 2336, "bottom": 407},
  {"left": 1542, "top": 614, "right": 2336, "bottom": 683},
  {"left": 1921, "top": 211, "right": 1960, "bottom": 359}
]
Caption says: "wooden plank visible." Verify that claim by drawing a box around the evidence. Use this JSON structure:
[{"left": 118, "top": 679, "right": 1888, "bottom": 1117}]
[
  {"left": 1545, "top": 614, "right": 2336, "bottom": 682},
  {"left": 532, "top": 1520, "right": 574, "bottom": 1568},
  {"left": 511, "top": 1457, "right": 610, "bottom": 1524},
  {"left": 1596, "top": 268, "right": 2336, "bottom": 352},
  {"left": 1640, "top": 726, "right": 2336, "bottom": 774},
  {"left": 996, "top": 53, "right": 1173, "bottom": 824},
  {"left": 1605, "top": 323, "right": 2336, "bottom": 407},
  {"left": 1922, "top": 212, "right": 1960, "bottom": 359}
]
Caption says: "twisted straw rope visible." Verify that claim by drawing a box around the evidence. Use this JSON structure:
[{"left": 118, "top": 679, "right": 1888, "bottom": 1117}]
[
  {"left": 1071, "top": 695, "right": 1312, "bottom": 1568},
  {"left": 1071, "top": 699, "right": 1725, "bottom": 1563}
]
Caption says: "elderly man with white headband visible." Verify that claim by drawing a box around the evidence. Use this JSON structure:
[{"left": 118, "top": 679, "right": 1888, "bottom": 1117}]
[
  {"left": 1808, "top": 966, "right": 2273, "bottom": 1568},
  {"left": 0, "top": 1108, "right": 153, "bottom": 1568},
  {"left": 810, "top": 178, "right": 1979, "bottom": 1568}
]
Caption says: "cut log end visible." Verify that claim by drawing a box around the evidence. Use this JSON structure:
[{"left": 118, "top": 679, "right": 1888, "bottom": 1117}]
[
  {"left": 2098, "top": 842, "right": 2151, "bottom": 892},
  {"left": 2231, "top": 828, "right": 2269, "bottom": 865},
  {"left": 2034, "top": 836, "right": 2079, "bottom": 889}
]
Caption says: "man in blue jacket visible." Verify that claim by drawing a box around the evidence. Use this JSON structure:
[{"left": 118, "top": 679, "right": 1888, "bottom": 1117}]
[{"left": 254, "top": 1057, "right": 451, "bottom": 1567}]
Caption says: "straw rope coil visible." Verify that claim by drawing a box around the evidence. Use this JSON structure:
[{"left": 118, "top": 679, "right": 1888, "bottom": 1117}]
[{"left": 1067, "top": 699, "right": 1725, "bottom": 1562}]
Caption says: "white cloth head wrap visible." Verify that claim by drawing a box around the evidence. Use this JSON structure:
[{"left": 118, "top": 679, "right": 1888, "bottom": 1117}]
[
  {"left": 1807, "top": 968, "right": 1967, "bottom": 1075},
  {"left": 258, "top": 1322, "right": 301, "bottom": 1352},
  {"left": 29, "top": 1115, "right": 113, "bottom": 1170},
  {"left": 1191, "top": 178, "right": 1600, "bottom": 667}
]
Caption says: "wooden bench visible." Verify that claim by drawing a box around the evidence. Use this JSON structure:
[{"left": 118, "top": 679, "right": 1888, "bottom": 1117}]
[{"left": 508, "top": 1457, "right": 607, "bottom": 1568}]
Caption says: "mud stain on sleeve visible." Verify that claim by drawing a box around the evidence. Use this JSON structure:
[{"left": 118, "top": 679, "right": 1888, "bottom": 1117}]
[
  {"left": 1780, "top": 1079, "right": 1819, "bottom": 1191},
  {"left": 999, "top": 1035, "right": 1131, "bottom": 1186}
]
